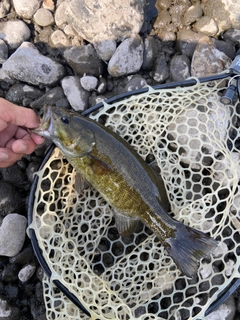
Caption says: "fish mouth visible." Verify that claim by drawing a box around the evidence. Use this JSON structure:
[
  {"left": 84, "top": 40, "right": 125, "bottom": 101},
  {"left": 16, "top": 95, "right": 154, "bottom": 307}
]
[{"left": 32, "top": 106, "right": 53, "bottom": 137}]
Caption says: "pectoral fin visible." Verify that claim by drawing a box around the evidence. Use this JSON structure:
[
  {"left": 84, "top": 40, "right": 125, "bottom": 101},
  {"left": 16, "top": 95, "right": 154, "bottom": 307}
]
[
  {"left": 114, "top": 213, "right": 139, "bottom": 237},
  {"left": 74, "top": 172, "right": 89, "bottom": 194},
  {"left": 90, "top": 156, "right": 111, "bottom": 175}
]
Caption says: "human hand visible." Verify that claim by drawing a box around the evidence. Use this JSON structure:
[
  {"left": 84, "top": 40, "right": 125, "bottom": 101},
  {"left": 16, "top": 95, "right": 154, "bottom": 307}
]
[{"left": 0, "top": 98, "right": 44, "bottom": 168}]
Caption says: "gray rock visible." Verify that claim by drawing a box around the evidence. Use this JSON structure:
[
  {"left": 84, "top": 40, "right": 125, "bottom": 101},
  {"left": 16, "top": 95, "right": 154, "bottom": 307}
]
[
  {"left": 205, "top": 296, "right": 236, "bottom": 320},
  {"left": 30, "top": 86, "right": 69, "bottom": 109},
  {"left": 96, "top": 76, "right": 107, "bottom": 94},
  {"left": 0, "top": 20, "right": 30, "bottom": 50},
  {"left": 142, "top": 36, "right": 158, "bottom": 71},
  {"left": 5, "top": 83, "right": 43, "bottom": 105},
  {"left": 0, "top": 298, "right": 20, "bottom": 320},
  {"left": 0, "top": 163, "right": 28, "bottom": 189},
  {"left": 0, "top": 39, "right": 8, "bottom": 63},
  {"left": 193, "top": 16, "right": 218, "bottom": 36},
  {"left": 93, "top": 39, "right": 116, "bottom": 62},
  {"left": 61, "top": 76, "right": 90, "bottom": 111},
  {"left": 183, "top": 4, "right": 203, "bottom": 26},
  {"left": 80, "top": 75, "right": 98, "bottom": 91},
  {"left": 64, "top": 44, "right": 103, "bottom": 77},
  {"left": 212, "top": 39, "right": 236, "bottom": 60},
  {"left": 3, "top": 42, "right": 65, "bottom": 86},
  {"left": 170, "top": 54, "right": 190, "bottom": 82},
  {"left": 125, "top": 75, "right": 147, "bottom": 92},
  {"left": 0, "top": 68, "right": 15, "bottom": 85},
  {"left": 12, "top": 0, "right": 40, "bottom": 19},
  {"left": 191, "top": 36, "right": 232, "bottom": 78},
  {"left": 34, "top": 8, "right": 54, "bottom": 27},
  {"left": 0, "top": 181, "right": 22, "bottom": 217},
  {"left": 50, "top": 30, "right": 71, "bottom": 48},
  {"left": 108, "top": 35, "right": 143, "bottom": 77},
  {"left": 203, "top": 0, "right": 240, "bottom": 32},
  {"left": 0, "top": 0, "right": 10, "bottom": 19},
  {"left": 223, "top": 28, "right": 240, "bottom": 46},
  {"left": 152, "top": 53, "right": 169, "bottom": 83},
  {"left": 177, "top": 29, "right": 203, "bottom": 58},
  {"left": 65, "top": 0, "right": 145, "bottom": 43},
  {"left": 18, "top": 264, "right": 37, "bottom": 282},
  {"left": 0, "top": 214, "right": 27, "bottom": 257}
]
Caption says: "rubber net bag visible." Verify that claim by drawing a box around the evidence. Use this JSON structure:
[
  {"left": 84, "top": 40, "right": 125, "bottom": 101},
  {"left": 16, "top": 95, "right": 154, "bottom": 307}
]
[{"left": 28, "top": 77, "right": 240, "bottom": 320}]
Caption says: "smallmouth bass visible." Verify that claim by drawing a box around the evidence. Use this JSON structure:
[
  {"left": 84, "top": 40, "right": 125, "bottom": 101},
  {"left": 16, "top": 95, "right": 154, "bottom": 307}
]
[{"left": 33, "top": 106, "right": 217, "bottom": 277}]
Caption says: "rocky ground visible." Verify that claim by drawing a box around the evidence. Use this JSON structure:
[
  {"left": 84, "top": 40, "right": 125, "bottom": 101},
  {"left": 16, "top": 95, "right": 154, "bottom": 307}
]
[{"left": 0, "top": 0, "right": 240, "bottom": 319}]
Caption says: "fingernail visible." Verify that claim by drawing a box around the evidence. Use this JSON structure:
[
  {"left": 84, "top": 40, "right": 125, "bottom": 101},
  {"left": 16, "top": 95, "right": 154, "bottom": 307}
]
[
  {"left": 0, "top": 152, "right": 9, "bottom": 161},
  {"left": 20, "top": 143, "right": 27, "bottom": 152}
]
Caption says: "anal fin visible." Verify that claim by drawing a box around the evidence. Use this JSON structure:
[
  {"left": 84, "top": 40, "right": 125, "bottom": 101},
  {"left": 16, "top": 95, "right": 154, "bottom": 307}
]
[{"left": 114, "top": 213, "right": 139, "bottom": 237}]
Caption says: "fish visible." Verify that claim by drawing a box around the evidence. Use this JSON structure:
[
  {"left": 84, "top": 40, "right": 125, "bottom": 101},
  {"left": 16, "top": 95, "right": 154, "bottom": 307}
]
[{"left": 33, "top": 106, "right": 217, "bottom": 277}]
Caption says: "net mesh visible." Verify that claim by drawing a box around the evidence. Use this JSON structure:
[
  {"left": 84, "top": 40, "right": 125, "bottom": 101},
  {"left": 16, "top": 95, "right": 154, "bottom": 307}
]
[{"left": 29, "top": 77, "right": 240, "bottom": 320}]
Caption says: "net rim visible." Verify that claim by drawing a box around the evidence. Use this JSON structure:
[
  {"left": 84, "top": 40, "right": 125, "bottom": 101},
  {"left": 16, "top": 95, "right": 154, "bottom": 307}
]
[{"left": 27, "top": 71, "right": 236, "bottom": 318}]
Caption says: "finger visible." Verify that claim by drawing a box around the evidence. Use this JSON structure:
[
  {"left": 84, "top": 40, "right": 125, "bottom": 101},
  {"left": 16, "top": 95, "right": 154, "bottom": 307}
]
[
  {"left": 12, "top": 138, "right": 37, "bottom": 155},
  {"left": 0, "top": 149, "right": 24, "bottom": 168},
  {"left": 0, "top": 98, "right": 40, "bottom": 128}
]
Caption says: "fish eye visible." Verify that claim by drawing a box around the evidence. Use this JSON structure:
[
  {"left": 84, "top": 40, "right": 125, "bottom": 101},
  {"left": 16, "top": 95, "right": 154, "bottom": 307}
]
[{"left": 61, "top": 116, "right": 69, "bottom": 124}]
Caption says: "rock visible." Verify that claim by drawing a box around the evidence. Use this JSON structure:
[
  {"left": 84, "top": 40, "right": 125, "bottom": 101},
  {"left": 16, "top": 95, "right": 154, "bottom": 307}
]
[
  {"left": 0, "top": 298, "right": 21, "bottom": 320},
  {"left": 0, "top": 20, "right": 31, "bottom": 50},
  {"left": 34, "top": 8, "right": 54, "bottom": 27},
  {"left": 96, "top": 76, "right": 107, "bottom": 94},
  {"left": 0, "top": 214, "right": 27, "bottom": 257},
  {"left": 170, "top": 54, "right": 190, "bottom": 82},
  {"left": 142, "top": 36, "right": 158, "bottom": 71},
  {"left": 3, "top": 42, "right": 65, "bottom": 86},
  {"left": 0, "top": 39, "right": 8, "bottom": 63},
  {"left": 50, "top": 30, "right": 71, "bottom": 48},
  {"left": 212, "top": 39, "right": 236, "bottom": 60},
  {"left": 93, "top": 39, "right": 116, "bottom": 62},
  {"left": 108, "top": 35, "right": 143, "bottom": 77},
  {"left": 191, "top": 36, "right": 232, "bottom": 78},
  {"left": 205, "top": 296, "right": 236, "bottom": 320},
  {"left": 0, "top": 163, "right": 28, "bottom": 189},
  {"left": 43, "top": 0, "right": 55, "bottom": 11},
  {"left": 55, "top": 2, "right": 68, "bottom": 30},
  {"left": 152, "top": 53, "right": 169, "bottom": 83},
  {"left": 223, "top": 29, "right": 240, "bottom": 46},
  {"left": 9, "top": 246, "right": 36, "bottom": 266},
  {"left": 0, "top": 0, "right": 10, "bottom": 19},
  {"left": 18, "top": 264, "right": 37, "bottom": 282},
  {"left": 153, "top": 9, "right": 171, "bottom": 30},
  {"left": 12, "top": 0, "right": 40, "bottom": 19},
  {"left": 61, "top": 76, "right": 90, "bottom": 111},
  {"left": 177, "top": 30, "right": 203, "bottom": 58},
  {"left": 80, "top": 75, "right": 98, "bottom": 91},
  {"left": 5, "top": 83, "right": 43, "bottom": 106},
  {"left": 156, "top": 0, "right": 172, "bottom": 10},
  {"left": 169, "top": 1, "right": 191, "bottom": 28},
  {"left": 203, "top": 0, "right": 240, "bottom": 33},
  {"left": 183, "top": 4, "right": 203, "bottom": 26},
  {"left": 30, "top": 86, "right": 69, "bottom": 109},
  {"left": 0, "top": 181, "right": 22, "bottom": 217},
  {"left": 64, "top": 44, "right": 103, "bottom": 77},
  {"left": 65, "top": 0, "right": 145, "bottom": 43},
  {"left": 125, "top": 75, "right": 147, "bottom": 92},
  {"left": 193, "top": 16, "right": 219, "bottom": 37},
  {"left": 2, "top": 264, "right": 19, "bottom": 282}
]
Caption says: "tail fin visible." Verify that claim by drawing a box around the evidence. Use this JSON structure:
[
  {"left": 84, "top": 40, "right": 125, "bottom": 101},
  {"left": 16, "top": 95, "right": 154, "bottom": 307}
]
[{"left": 165, "top": 224, "right": 217, "bottom": 278}]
